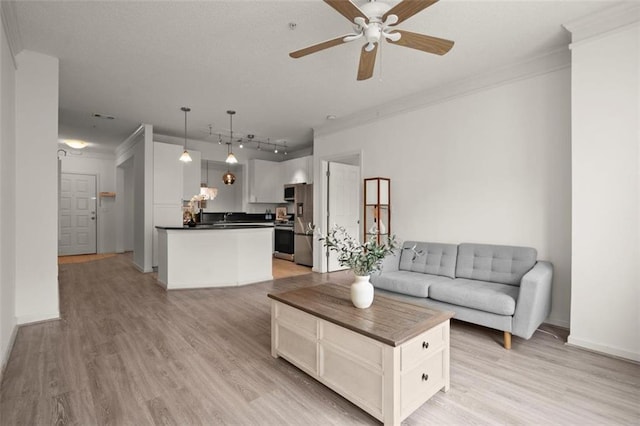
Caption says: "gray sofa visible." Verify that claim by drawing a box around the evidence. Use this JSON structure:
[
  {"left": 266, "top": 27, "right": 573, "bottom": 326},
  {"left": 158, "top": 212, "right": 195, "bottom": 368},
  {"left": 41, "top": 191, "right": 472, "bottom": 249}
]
[{"left": 371, "top": 242, "right": 553, "bottom": 349}]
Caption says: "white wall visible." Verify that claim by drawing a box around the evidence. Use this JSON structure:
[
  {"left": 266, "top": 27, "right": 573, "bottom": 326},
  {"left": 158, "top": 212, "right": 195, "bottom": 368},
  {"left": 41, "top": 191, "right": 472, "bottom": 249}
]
[
  {"left": 60, "top": 153, "right": 117, "bottom": 253},
  {"left": 14, "top": 50, "right": 59, "bottom": 324},
  {"left": 0, "top": 7, "right": 17, "bottom": 371},
  {"left": 314, "top": 67, "right": 572, "bottom": 328},
  {"left": 202, "top": 161, "right": 243, "bottom": 212},
  {"left": 115, "top": 125, "right": 154, "bottom": 272},
  {"left": 123, "top": 163, "right": 134, "bottom": 251},
  {"left": 568, "top": 21, "right": 639, "bottom": 361}
]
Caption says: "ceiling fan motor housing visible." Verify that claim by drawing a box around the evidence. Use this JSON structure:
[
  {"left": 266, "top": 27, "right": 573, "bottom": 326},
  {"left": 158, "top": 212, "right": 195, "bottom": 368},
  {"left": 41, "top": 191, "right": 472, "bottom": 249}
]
[{"left": 360, "top": 1, "right": 392, "bottom": 20}]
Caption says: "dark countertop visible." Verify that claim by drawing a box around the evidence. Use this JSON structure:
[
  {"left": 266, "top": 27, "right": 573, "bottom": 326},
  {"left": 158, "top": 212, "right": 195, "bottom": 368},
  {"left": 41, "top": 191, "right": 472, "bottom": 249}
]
[{"left": 156, "top": 223, "right": 274, "bottom": 230}]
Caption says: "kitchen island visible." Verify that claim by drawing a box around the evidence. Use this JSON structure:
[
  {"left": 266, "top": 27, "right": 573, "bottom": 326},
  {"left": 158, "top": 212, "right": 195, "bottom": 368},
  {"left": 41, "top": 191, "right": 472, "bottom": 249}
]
[{"left": 155, "top": 223, "right": 273, "bottom": 289}]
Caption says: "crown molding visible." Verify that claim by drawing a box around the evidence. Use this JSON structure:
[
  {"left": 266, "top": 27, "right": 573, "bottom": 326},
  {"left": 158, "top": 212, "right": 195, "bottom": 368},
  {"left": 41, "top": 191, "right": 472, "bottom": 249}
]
[
  {"left": 115, "top": 124, "right": 146, "bottom": 164},
  {"left": 563, "top": 2, "right": 640, "bottom": 44},
  {"left": 314, "top": 47, "right": 570, "bottom": 138},
  {"left": 0, "top": 1, "right": 23, "bottom": 67}
]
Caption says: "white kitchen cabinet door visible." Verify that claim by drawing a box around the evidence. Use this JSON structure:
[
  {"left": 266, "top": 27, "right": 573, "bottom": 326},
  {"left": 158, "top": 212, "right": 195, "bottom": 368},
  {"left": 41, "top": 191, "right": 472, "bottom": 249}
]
[{"left": 283, "top": 155, "right": 313, "bottom": 184}]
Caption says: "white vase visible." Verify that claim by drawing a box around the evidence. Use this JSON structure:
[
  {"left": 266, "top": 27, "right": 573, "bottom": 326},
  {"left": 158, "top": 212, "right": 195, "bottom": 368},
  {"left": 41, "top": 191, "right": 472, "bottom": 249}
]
[{"left": 351, "top": 275, "right": 374, "bottom": 309}]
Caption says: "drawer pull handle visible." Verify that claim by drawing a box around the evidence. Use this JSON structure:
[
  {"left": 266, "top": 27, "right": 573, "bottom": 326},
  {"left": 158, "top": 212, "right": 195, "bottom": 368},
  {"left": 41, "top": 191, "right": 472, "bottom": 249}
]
[
  {"left": 421, "top": 373, "right": 429, "bottom": 382},
  {"left": 422, "top": 341, "right": 429, "bottom": 349}
]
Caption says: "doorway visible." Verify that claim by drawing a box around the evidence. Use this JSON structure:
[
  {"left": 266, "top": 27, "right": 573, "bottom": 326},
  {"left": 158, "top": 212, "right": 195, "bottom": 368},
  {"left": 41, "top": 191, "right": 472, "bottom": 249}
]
[
  {"left": 319, "top": 155, "right": 362, "bottom": 273},
  {"left": 59, "top": 173, "right": 97, "bottom": 255}
]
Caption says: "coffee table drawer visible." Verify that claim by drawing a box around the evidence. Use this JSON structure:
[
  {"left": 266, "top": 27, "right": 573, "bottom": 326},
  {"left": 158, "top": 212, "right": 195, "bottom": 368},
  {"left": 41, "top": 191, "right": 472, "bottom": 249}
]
[
  {"left": 401, "top": 323, "right": 446, "bottom": 371},
  {"left": 401, "top": 349, "right": 445, "bottom": 416}
]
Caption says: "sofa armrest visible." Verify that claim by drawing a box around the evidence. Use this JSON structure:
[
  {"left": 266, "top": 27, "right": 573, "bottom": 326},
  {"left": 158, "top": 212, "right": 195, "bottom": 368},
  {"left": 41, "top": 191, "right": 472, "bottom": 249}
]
[{"left": 512, "top": 261, "right": 553, "bottom": 339}]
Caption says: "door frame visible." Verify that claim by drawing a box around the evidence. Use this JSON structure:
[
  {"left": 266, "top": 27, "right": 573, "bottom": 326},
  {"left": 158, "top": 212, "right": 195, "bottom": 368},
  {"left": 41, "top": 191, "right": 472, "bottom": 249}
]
[
  {"left": 58, "top": 172, "right": 99, "bottom": 255},
  {"left": 313, "top": 150, "right": 363, "bottom": 273}
]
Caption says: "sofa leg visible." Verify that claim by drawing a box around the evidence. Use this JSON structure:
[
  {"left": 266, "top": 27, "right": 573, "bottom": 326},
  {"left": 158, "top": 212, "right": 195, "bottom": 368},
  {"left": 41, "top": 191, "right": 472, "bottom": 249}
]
[{"left": 504, "top": 331, "right": 512, "bottom": 349}]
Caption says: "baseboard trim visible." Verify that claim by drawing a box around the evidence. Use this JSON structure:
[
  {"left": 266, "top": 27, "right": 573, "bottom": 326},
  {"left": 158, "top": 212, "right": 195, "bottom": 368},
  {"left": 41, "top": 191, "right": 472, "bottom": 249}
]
[
  {"left": 0, "top": 323, "right": 19, "bottom": 385},
  {"left": 544, "top": 316, "right": 570, "bottom": 329},
  {"left": 16, "top": 311, "right": 60, "bottom": 325},
  {"left": 567, "top": 335, "right": 640, "bottom": 363}
]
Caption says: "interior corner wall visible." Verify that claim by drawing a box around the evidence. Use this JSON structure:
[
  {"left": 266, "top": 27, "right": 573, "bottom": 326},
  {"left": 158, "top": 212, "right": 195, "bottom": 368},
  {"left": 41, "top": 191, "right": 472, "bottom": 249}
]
[
  {"left": 0, "top": 13, "right": 17, "bottom": 369},
  {"left": 60, "top": 154, "right": 117, "bottom": 254},
  {"left": 314, "top": 68, "right": 572, "bottom": 328},
  {"left": 568, "top": 23, "right": 640, "bottom": 361},
  {"left": 115, "top": 125, "right": 153, "bottom": 269},
  {"left": 132, "top": 132, "right": 148, "bottom": 271},
  {"left": 14, "top": 50, "right": 59, "bottom": 324}
]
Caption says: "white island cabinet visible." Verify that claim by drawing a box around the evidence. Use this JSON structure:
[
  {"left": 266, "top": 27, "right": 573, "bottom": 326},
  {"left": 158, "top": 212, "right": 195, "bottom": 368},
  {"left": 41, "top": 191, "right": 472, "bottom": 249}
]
[{"left": 156, "top": 225, "right": 273, "bottom": 289}]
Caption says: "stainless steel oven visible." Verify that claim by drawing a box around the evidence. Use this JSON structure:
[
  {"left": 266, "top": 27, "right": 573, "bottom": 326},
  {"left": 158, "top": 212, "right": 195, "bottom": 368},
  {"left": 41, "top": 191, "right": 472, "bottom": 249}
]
[{"left": 274, "top": 223, "right": 294, "bottom": 261}]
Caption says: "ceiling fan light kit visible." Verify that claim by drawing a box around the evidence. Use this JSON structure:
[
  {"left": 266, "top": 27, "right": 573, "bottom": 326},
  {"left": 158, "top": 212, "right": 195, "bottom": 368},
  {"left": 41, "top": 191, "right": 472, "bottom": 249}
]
[{"left": 289, "top": 0, "right": 454, "bottom": 81}]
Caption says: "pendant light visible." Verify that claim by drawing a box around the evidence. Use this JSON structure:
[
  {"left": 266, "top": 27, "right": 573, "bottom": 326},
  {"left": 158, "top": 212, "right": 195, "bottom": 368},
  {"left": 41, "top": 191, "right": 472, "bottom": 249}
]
[
  {"left": 179, "top": 106, "right": 193, "bottom": 162},
  {"left": 223, "top": 142, "right": 236, "bottom": 185},
  {"left": 225, "top": 110, "right": 238, "bottom": 164}
]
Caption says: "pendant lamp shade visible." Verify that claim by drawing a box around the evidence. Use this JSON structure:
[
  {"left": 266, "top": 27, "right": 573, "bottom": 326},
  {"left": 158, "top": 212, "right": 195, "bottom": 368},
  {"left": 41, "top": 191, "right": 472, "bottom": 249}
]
[
  {"left": 179, "top": 107, "right": 193, "bottom": 163},
  {"left": 223, "top": 171, "right": 236, "bottom": 185},
  {"left": 225, "top": 152, "right": 238, "bottom": 164}
]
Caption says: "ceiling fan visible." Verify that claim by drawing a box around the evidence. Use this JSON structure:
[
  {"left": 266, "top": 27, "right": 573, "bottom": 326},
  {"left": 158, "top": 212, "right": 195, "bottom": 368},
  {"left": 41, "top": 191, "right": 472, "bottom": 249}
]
[{"left": 289, "top": 0, "right": 454, "bottom": 81}]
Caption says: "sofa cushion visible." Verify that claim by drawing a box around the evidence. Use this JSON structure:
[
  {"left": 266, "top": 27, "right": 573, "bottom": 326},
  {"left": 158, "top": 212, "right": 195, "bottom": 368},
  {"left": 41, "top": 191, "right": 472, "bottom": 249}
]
[
  {"left": 429, "top": 278, "right": 520, "bottom": 316},
  {"left": 399, "top": 242, "right": 458, "bottom": 279},
  {"left": 371, "top": 271, "right": 452, "bottom": 298},
  {"left": 455, "top": 243, "right": 537, "bottom": 286}
]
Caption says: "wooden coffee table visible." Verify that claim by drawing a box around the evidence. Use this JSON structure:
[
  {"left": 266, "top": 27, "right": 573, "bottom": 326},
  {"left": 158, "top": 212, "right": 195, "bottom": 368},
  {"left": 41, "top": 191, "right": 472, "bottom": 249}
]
[{"left": 268, "top": 283, "right": 454, "bottom": 426}]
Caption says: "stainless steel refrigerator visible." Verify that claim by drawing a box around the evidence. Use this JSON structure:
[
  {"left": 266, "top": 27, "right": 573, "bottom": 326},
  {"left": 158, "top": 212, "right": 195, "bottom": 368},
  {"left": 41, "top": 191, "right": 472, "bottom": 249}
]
[{"left": 294, "top": 183, "right": 314, "bottom": 266}]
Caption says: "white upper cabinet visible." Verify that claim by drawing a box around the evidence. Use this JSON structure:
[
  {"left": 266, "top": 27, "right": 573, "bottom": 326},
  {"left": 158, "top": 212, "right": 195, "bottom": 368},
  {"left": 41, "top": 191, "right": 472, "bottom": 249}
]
[
  {"left": 248, "top": 156, "right": 313, "bottom": 203},
  {"left": 283, "top": 156, "right": 313, "bottom": 184}
]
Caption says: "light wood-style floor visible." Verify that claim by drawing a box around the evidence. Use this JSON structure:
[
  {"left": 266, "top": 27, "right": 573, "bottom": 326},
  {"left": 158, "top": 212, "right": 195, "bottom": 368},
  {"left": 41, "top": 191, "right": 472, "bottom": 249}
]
[{"left": 2, "top": 253, "right": 639, "bottom": 425}]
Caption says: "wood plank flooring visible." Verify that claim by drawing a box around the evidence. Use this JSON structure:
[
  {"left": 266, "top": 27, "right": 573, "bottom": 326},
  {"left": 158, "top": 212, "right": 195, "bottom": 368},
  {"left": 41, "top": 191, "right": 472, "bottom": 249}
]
[
  {"left": 58, "top": 253, "right": 118, "bottom": 264},
  {"left": 1, "top": 253, "right": 639, "bottom": 425},
  {"left": 271, "top": 258, "right": 312, "bottom": 279}
]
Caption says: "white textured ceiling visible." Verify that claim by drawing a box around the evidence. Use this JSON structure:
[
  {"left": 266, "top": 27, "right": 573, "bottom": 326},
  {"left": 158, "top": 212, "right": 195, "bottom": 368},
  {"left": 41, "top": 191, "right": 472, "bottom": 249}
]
[{"left": 12, "top": 0, "right": 619, "bottom": 153}]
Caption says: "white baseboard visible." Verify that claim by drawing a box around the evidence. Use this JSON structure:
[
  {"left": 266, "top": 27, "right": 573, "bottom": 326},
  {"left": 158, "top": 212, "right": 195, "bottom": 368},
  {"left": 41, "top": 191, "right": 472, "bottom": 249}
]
[
  {"left": 1, "top": 323, "right": 19, "bottom": 383},
  {"left": 16, "top": 311, "right": 60, "bottom": 325},
  {"left": 545, "top": 315, "right": 570, "bottom": 329},
  {"left": 567, "top": 335, "right": 640, "bottom": 363}
]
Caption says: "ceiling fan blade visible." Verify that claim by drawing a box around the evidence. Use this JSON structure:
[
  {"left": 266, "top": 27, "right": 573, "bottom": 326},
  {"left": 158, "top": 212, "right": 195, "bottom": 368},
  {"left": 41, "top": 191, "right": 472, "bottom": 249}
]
[
  {"left": 387, "top": 30, "right": 454, "bottom": 55},
  {"left": 324, "top": 0, "right": 366, "bottom": 23},
  {"left": 383, "top": 0, "right": 439, "bottom": 25},
  {"left": 290, "top": 35, "right": 350, "bottom": 58},
  {"left": 357, "top": 43, "right": 378, "bottom": 81}
]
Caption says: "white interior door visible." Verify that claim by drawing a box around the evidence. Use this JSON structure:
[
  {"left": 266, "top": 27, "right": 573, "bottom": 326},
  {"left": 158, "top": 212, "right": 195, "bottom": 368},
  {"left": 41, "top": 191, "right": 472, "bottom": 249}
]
[
  {"left": 59, "top": 173, "right": 97, "bottom": 255},
  {"left": 327, "top": 162, "right": 360, "bottom": 272}
]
